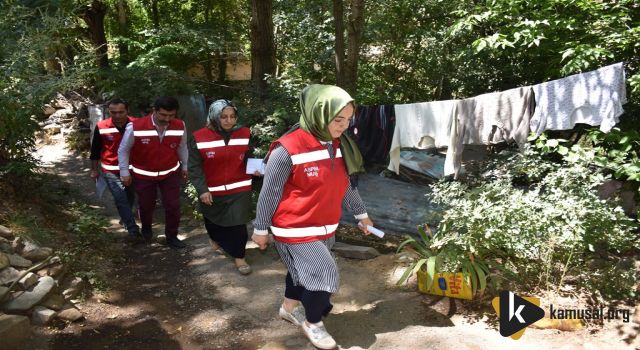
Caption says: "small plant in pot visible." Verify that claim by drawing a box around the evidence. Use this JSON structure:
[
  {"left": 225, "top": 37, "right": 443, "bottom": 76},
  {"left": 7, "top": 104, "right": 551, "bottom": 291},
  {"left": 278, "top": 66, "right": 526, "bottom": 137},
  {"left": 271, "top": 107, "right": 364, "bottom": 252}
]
[{"left": 396, "top": 225, "right": 492, "bottom": 299}]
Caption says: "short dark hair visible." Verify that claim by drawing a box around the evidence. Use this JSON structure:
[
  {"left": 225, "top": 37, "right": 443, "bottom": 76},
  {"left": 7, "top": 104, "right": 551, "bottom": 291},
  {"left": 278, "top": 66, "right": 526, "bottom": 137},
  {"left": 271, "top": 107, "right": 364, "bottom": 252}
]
[
  {"left": 153, "top": 96, "right": 179, "bottom": 111},
  {"left": 107, "top": 97, "right": 128, "bottom": 109}
]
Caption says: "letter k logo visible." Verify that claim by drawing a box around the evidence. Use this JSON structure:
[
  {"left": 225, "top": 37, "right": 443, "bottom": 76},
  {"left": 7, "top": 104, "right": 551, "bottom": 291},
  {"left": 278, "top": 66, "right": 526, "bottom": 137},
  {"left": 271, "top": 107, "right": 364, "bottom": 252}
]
[
  {"left": 492, "top": 290, "right": 544, "bottom": 340},
  {"left": 509, "top": 292, "right": 525, "bottom": 323}
]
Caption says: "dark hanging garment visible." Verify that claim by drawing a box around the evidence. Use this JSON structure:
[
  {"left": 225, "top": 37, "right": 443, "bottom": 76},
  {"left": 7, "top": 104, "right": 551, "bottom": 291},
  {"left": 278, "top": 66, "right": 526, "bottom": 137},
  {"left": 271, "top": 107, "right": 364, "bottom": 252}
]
[{"left": 348, "top": 105, "right": 396, "bottom": 165}]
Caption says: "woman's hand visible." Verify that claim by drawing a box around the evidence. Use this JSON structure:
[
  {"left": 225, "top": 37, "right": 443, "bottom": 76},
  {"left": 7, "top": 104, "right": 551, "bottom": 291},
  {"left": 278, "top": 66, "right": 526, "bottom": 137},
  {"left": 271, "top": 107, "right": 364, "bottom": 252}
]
[
  {"left": 252, "top": 232, "right": 269, "bottom": 250},
  {"left": 199, "top": 192, "right": 213, "bottom": 205},
  {"left": 253, "top": 170, "right": 263, "bottom": 177},
  {"left": 358, "top": 217, "right": 374, "bottom": 235}
]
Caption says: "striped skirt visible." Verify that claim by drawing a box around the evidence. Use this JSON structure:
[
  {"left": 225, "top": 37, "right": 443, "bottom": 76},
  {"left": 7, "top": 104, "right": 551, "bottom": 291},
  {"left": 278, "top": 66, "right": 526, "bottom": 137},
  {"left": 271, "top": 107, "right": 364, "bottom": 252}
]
[{"left": 274, "top": 236, "right": 339, "bottom": 293}]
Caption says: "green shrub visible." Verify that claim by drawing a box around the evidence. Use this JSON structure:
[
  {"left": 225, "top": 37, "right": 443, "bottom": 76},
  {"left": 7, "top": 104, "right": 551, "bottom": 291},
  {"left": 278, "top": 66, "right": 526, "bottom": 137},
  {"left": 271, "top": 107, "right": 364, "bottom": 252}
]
[
  {"left": 61, "top": 203, "right": 114, "bottom": 291},
  {"left": 420, "top": 145, "right": 638, "bottom": 300},
  {"left": 183, "top": 182, "right": 203, "bottom": 221}
]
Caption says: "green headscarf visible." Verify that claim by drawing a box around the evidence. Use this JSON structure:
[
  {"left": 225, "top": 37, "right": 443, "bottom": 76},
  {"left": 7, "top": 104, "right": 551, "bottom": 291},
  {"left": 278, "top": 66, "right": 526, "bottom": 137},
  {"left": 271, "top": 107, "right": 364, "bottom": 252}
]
[{"left": 298, "top": 84, "right": 364, "bottom": 176}]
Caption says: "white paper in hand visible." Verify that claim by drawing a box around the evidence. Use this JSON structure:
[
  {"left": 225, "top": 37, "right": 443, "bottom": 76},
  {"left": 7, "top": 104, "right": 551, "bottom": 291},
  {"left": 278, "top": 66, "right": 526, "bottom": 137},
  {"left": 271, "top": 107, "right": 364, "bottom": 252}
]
[
  {"left": 95, "top": 175, "right": 107, "bottom": 199},
  {"left": 358, "top": 223, "right": 385, "bottom": 238},
  {"left": 246, "top": 158, "right": 265, "bottom": 175}
]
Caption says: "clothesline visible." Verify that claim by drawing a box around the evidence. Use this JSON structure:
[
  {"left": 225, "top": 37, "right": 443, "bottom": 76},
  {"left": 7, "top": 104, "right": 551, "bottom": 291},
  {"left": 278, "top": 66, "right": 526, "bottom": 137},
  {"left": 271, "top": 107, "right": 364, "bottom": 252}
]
[{"left": 350, "top": 62, "right": 627, "bottom": 179}]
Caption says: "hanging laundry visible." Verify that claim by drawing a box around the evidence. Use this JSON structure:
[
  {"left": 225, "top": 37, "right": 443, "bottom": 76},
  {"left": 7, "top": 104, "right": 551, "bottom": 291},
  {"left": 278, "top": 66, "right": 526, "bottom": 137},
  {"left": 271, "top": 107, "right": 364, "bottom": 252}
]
[
  {"left": 349, "top": 105, "right": 395, "bottom": 164},
  {"left": 530, "top": 62, "right": 627, "bottom": 135},
  {"left": 388, "top": 100, "right": 457, "bottom": 174},
  {"left": 445, "top": 87, "right": 534, "bottom": 178}
]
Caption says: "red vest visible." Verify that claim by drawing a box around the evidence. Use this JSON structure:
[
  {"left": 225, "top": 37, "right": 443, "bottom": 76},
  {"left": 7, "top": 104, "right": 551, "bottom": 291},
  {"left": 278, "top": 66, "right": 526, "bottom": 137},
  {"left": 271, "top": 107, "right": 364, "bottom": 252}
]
[
  {"left": 270, "top": 128, "right": 348, "bottom": 244},
  {"left": 193, "top": 127, "right": 252, "bottom": 196},
  {"left": 97, "top": 117, "right": 135, "bottom": 174},
  {"left": 130, "top": 114, "right": 184, "bottom": 181}
]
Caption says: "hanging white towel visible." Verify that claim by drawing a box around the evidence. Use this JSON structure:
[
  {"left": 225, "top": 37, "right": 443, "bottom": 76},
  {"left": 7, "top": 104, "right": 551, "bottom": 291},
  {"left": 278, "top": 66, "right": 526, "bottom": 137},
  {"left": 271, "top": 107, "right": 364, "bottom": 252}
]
[
  {"left": 530, "top": 62, "right": 627, "bottom": 135},
  {"left": 388, "top": 100, "right": 456, "bottom": 174}
]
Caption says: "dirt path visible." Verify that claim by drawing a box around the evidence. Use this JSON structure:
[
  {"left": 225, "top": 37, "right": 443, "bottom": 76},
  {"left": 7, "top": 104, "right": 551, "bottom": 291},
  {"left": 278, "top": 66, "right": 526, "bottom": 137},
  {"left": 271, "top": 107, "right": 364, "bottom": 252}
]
[{"left": 24, "top": 139, "right": 637, "bottom": 350}]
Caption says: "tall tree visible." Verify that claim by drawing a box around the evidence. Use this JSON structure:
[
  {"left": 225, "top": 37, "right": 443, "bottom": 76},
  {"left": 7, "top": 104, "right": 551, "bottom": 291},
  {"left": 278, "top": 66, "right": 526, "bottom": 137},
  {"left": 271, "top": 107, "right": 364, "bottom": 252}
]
[
  {"left": 332, "top": 0, "right": 365, "bottom": 95},
  {"left": 82, "top": 0, "right": 109, "bottom": 68},
  {"left": 150, "top": 0, "right": 159, "bottom": 29},
  {"left": 250, "top": 0, "right": 277, "bottom": 99},
  {"left": 115, "top": 0, "right": 129, "bottom": 64}
]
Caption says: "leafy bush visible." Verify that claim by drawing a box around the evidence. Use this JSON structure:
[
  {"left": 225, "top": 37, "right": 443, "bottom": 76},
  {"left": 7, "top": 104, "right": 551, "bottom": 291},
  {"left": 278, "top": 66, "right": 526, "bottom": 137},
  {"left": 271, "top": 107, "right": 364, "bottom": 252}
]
[
  {"left": 0, "top": 4, "right": 96, "bottom": 178},
  {"left": 61, "top": 203, "right": 113, "bottom": 291},
  {"left": 534, "top": 128, "right": 640, "bottom": 217},
  {"left": 95, "top": 65, "right": 195, "bottom": 115},
  {"left": 407, "top": 145, "right": 638, "bottom": 300},
  {"left": 589, "top": 128, "right": 640, "bottom": 185},
  {"left": 183, "top": 182, "right": 203, "bottom": 221},
  {"left": 240, "top": 75, "right": 303, "bottom": 155}
]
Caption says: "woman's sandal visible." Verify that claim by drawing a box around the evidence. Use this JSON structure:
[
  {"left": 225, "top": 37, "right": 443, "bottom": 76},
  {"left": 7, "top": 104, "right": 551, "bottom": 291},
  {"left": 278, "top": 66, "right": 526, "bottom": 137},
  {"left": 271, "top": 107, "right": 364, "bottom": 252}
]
[{"left": 237, "top": 264, "right": 252, "bottom": 275}]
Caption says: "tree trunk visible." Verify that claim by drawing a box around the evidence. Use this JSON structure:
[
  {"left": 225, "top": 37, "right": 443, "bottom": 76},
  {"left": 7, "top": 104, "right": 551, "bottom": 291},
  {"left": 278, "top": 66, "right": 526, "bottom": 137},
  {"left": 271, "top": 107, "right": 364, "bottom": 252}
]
[
  {"left": 203, "top": 0, "right": 214, "bottom": 94},
  {"left": 82, "top": 0, "right": 109, "bottom": 69},
  {"left": 151, "top": 0, "right": 160, "bottom": 29},
  {"left": 333, "top": 0, "right": 365, "bottom": 96},
  {"left": 345, "top": 0, "right": 365, "bottom": 95},
  {"left": 218, "top": 57, "right": 227, "bottom": 82},
  {"left": 116, "top": 0, "right": 129, "bottom": 65},
  {"left": 250, "top": 0, "right": 277, "bottom": 99},
  {"left": 332, "top": 0, "right": 347, "bottom": 89}
]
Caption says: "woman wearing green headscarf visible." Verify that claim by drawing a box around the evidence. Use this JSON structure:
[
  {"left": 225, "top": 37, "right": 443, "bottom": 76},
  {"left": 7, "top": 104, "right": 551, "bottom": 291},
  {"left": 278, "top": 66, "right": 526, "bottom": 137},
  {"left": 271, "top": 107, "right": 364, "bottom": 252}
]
[
  {"left": 188, "top": 99, "right": 259, "bottom": 275},
  {"left": 252, "top": 85, "right": 374, "bottom": 349}
]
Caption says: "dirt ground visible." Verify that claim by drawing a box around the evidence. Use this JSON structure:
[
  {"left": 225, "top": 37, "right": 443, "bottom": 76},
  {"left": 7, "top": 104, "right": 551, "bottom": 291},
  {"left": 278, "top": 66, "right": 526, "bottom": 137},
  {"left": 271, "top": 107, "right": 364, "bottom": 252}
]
[{"left": 21, "top": 138, "right": 639, "bottom": 350}]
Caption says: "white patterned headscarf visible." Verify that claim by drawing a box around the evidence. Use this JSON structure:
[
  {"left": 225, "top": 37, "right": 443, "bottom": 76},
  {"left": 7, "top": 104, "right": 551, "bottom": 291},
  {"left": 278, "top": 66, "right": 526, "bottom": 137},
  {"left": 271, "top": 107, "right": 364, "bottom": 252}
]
[{"left": 207, "top": 99, "right": 238, "bottom": 131}]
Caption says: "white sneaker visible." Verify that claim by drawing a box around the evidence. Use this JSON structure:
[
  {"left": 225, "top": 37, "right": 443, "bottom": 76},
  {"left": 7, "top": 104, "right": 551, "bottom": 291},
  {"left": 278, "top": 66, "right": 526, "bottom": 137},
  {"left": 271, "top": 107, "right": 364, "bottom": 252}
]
[
  {"left": 279, "top": 305, "right": 306, "bottom": 326},
  {"left": 301, "top": 321, "right": 337, "bottom": 349}
]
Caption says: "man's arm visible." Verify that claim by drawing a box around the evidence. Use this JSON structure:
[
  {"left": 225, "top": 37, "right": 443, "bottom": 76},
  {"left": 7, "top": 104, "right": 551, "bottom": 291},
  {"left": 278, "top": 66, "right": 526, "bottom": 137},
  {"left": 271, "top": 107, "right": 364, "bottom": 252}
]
[
  {"left": 118, "top": 123, "right": 134, "bottom": 185},
  {"left": 89, "top": 127, "right": 102, "bottom": 179},
  {"left": 178, "top": 120, "right": 189, "bottom": 180}
]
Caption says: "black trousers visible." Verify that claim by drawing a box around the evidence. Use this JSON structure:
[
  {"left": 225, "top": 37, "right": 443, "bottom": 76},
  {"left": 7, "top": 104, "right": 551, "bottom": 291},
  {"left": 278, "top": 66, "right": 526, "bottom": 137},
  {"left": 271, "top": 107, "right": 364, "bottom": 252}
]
[
  {"left": 285, "top": 273, "right": 332, "bottom": 323},
  {"left": 203, "top": 218, "right": 248, "bottom": 259}
]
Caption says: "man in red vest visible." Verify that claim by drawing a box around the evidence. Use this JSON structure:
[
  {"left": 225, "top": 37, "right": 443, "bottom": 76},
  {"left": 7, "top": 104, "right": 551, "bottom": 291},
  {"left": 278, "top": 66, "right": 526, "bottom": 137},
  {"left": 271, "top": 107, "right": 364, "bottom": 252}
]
[
  {"left": 118, "top": 96, "right": 189, "bottom": 249},
  {"left": 89, "top": 98, "right": 140, "bottom": 241}
]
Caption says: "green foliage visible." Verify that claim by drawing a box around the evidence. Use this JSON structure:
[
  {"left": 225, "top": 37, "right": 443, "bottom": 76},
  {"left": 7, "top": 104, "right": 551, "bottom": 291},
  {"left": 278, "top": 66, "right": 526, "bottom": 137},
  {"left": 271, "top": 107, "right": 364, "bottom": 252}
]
[
  {"left": 532, "top": 128, "right": 640, "bottom": 217},
  {"left": 589, "top": 128, "right": 640, "bottom": 183},
  {"left": 65, "top": 204, "right": 110, "bottom": 242},
  {"left": 8, "top": 211, "right": 53, "bottom": 245},
  {"left": 451, "top": 0, "right": 638, "bottom": 78},
  {"left": 419, "top": 145, "right": 638, "bottom": 300},
  {"left": 248, "top": 106, "right": 297, "bottom": 156},
  {"left": 0, "top": 2, "right": 96, "bottom": 177},
  {"left": 61, "top": 203, "right": 113, "bottom": 291},
  {"left": 240, "top": 74, "right": 304, "bottom": 154},
  {"left": 274, "top": 0, "right": 337, "bottom": 86},
  {"left": 183, "top": 182, "right": 203, "bottom": 221},
  {"left": 95, "top": 65, "right": 194, "bottom": 114}
]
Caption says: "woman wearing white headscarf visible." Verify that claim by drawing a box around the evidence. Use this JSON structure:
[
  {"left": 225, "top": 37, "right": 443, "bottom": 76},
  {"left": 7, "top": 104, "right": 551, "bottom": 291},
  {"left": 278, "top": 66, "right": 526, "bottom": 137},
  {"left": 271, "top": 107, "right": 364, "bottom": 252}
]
[
  {"left": 188, "top": 99, "right": 258, "bottom": 275},
  {"left": 252, "top": 85, "right": 373, "bottom": 349}
]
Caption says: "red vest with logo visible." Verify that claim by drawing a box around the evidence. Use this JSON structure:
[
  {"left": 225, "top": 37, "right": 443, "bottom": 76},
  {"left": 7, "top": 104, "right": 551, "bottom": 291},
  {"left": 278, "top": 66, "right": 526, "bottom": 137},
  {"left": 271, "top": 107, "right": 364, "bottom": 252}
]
[
  {"left": 97, "top": 117, "right": 135, "bottom": 174},
  {"left": 270, "top": 128, "right": 348, "bottom": 244},
  {"left": 193, "top": 126, "right": 252, "bottom": 196},
  {"left": 130, "top": 114, "right": 184, "bottom": 181}
]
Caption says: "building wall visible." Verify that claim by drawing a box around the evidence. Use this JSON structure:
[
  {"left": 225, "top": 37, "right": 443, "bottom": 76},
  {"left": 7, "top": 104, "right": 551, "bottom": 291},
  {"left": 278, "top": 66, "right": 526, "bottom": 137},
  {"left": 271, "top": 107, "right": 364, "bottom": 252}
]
[{"left": 187, "top": 56, "right": 251, "bottom": 81}]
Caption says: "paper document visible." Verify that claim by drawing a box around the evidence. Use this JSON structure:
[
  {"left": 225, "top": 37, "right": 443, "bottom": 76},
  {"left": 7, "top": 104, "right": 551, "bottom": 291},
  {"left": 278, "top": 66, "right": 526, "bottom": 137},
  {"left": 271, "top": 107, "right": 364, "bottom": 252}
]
[
  {"left": 95, "top": 175, "right": 108, "bottom": 199},
  {"left": 358, "top": 223, "right": 385, "bottom": 238},
  {"left": 246, "top": 158, "right": 266, "bottom": 175}
]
